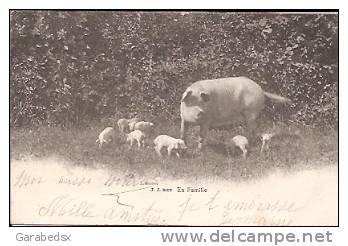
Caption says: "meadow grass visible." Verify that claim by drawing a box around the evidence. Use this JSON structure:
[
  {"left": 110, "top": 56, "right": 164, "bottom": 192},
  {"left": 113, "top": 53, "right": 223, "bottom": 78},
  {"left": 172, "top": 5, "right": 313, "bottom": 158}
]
[{"left": 10, "top": 121, "right": 338, "bottom": 182}]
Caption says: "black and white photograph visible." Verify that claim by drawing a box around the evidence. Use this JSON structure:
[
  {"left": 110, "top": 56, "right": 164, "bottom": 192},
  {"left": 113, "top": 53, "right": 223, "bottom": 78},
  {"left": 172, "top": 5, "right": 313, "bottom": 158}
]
[{"left": 10, "top": 10, "right": 338, "bottom": 226}]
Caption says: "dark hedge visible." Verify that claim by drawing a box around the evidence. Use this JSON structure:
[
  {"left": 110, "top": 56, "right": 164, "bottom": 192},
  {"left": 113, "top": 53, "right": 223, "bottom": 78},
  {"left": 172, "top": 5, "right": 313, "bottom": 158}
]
[{"left": 10, "top": 11, "right": 338, "bottom": 128}]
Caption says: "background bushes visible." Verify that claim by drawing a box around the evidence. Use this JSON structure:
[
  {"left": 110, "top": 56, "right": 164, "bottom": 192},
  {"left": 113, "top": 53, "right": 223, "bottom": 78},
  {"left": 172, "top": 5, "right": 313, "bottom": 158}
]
[{"left": 10, "top": 11, "right": 338, "bottom": 128}]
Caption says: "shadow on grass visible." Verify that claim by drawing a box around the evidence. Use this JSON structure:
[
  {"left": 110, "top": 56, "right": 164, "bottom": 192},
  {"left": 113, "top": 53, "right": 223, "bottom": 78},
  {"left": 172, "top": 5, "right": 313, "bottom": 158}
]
[{"left": 207, "top": 140, "right": 229, "bottom": 156}]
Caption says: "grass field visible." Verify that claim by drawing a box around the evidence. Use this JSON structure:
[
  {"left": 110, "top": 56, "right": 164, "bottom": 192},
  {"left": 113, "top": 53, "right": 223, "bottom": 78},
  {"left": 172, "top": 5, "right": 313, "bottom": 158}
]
[{"left": 10, "top": 121, "right": 338, "bottom": 182}]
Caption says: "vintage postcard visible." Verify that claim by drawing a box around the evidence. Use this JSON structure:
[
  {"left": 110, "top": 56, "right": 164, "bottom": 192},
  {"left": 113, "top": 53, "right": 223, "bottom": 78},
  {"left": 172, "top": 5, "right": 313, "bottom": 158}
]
[{"left": 10, "top": 10, "right": 338, "bottom": 226}]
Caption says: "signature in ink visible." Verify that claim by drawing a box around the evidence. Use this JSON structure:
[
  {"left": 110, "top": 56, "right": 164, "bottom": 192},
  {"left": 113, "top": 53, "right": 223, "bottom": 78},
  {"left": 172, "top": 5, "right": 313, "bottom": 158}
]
[{"left": 101, "top": 186, "right": 151, "bottom": 209}]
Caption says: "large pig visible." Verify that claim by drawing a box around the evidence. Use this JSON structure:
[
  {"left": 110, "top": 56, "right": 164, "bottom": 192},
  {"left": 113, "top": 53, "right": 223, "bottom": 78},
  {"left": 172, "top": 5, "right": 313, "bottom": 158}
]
[{"left": 180, "top": 77, "right": 292, "bottom": 149}]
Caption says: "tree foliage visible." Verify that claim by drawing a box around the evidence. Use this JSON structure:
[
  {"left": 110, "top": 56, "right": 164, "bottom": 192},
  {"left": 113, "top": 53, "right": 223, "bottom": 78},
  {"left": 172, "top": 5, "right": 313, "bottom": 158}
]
[{"left": 10, "top": 11, "right": 338, "bottom": 128}]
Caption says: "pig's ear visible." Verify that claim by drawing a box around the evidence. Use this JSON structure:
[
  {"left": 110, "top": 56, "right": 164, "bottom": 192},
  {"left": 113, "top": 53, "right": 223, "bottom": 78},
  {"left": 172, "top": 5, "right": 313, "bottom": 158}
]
[
  {"left": 200, "top": 92, "right": 210, "bottom": 102},
  {"left": 181, "top": 90, "right": 192, "bottom": 102}
]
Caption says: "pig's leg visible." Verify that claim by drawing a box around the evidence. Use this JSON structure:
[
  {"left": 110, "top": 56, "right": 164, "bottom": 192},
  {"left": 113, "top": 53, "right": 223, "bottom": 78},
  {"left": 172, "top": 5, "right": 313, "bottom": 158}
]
[
  {"left": 244, "top": 111, "right": 258, "bottom": 144},
  {"left": 198, "top": 124, "right": 209, "bottom": 150},
  {"left": 180, "top": 119, "right": 189, "bottom": 143}
]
